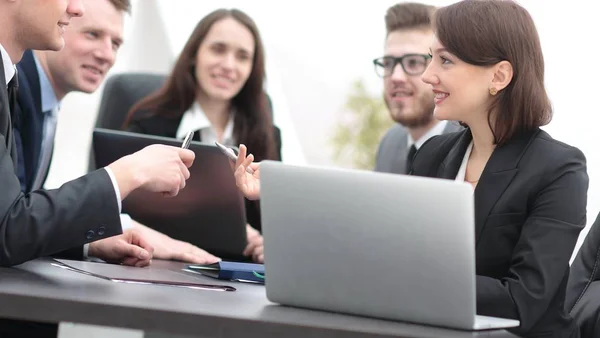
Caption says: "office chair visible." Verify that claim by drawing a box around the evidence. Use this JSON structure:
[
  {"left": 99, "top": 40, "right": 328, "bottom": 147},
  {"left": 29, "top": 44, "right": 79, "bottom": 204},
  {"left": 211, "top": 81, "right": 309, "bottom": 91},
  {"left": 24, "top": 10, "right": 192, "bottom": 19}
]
[{"left": 88, "top": 72, "right": 166, "bottom": 172}]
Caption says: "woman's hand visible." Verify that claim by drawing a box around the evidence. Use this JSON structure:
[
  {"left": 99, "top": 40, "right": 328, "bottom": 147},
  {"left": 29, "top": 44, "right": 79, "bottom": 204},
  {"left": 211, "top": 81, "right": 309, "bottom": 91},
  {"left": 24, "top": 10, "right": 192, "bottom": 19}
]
[{"left": 233, "top": 144, "right": 262, "bottom": 200}]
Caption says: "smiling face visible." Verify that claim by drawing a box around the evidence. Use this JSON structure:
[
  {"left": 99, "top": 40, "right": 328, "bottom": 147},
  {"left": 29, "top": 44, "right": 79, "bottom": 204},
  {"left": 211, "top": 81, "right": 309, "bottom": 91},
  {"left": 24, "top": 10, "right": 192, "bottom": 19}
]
[
  {"left": 194, "top": 17, "right": 255, "bottom": 103},
  {"left": 382, "top": 28, "right": 435, "bottom": 128},
  {"left": 421, "top": 36, "right": 496, "bottom": 125},
  {"left": 41, "top": 0, "right": 124, "bottom": 98},
  {"left": 14, "top": 0, "right": 84, "bottom": 52}
]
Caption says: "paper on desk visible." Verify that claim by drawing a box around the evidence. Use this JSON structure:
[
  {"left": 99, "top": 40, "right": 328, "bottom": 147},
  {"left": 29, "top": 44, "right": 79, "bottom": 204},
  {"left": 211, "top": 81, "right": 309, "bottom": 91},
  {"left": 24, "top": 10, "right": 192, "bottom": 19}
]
[{"left": 52, "top": 259, "right": 236, "bottom": 292}]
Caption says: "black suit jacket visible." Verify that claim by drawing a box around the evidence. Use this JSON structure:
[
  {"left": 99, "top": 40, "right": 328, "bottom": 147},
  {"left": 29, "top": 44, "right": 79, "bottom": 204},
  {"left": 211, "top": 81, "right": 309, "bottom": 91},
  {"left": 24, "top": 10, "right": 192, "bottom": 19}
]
[
  {"left": 14, "top": 50, "right": 46, "bottom": 192},
  {"left": 411, "top": 128, "right": 588, "bottom": 337},
  {"left": 127, "top": 112, "right": 282, "bottom": 231},
  {"left": 566, "top": 210, "right": 600, "bottom": 338},
  {"left": 0, "top": 52, "right": 123, "bottom": 266}
]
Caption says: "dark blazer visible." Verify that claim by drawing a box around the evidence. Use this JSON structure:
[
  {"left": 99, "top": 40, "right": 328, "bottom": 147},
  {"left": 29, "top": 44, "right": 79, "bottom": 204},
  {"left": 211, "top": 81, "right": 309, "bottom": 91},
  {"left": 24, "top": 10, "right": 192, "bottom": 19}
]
[
  {"left": 14, "top": 50, "right": 45, "bottom": 192},
  {"left": 566, "top": 211, "right": 600, "bottom": 338},
  {"left": 375, "top": 121, "right": 463, "bottom": 174},
  {"left": 0, "top": 52, "right": 123, "bottom": 266},
  {"left": 411, "top": 128, "right": 588, "bottom": 337},
  {"left": 127, "top": 112, "right": 282, "bottom": 232}
]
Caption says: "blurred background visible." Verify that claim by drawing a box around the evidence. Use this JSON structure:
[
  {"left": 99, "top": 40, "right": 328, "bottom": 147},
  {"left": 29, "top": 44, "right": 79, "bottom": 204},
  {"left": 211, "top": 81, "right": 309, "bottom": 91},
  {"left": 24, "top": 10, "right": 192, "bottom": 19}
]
[{"left": 46, "top": 0, "right": 599, "bottom": 255}]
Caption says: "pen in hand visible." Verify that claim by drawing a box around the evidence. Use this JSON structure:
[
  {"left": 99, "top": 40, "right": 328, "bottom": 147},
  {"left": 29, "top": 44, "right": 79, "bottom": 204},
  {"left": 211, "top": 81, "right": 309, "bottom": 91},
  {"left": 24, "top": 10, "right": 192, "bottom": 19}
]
[
  {"left": 215, "top": 141, "right": 254, "bottom": 174},
  {"left": 181, "top": 131, "right": 194, "bottom": 149}
]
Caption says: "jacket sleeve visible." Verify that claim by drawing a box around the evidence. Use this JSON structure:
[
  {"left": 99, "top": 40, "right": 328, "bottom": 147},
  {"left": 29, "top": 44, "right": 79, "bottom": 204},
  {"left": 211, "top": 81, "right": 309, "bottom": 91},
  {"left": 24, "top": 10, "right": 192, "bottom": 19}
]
[{"left": 0, "top": 135, "right": 122, "bottom": 266}]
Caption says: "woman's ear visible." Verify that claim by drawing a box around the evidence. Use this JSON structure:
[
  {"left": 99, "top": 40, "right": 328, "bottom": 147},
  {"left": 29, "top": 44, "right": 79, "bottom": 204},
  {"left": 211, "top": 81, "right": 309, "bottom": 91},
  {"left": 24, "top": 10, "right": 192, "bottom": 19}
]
[{"left": 491, "top": 60, "right": 513, "bottom": 92}]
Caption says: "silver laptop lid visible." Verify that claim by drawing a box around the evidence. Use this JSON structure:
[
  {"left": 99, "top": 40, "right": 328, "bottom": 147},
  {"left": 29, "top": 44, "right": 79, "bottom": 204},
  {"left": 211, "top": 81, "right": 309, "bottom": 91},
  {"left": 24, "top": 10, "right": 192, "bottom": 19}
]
[{"left": 260, "top": 161, "right": 477, "bottom": 329}]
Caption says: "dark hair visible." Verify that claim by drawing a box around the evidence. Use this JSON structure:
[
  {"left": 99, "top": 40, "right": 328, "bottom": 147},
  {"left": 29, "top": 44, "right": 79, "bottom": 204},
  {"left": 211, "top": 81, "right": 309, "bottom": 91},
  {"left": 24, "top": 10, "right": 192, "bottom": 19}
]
[
  {"left": 434, "top": 0, "right": 551, "bottom": 145},
  {"left": 385, "top": 2, "right": 436, "bottom": 34},
  {"left": 124, "top": 8, "right": 277, "bottom": 161},
  {"left": 108, "top": 0, "right": 131, "bottom": 14}
]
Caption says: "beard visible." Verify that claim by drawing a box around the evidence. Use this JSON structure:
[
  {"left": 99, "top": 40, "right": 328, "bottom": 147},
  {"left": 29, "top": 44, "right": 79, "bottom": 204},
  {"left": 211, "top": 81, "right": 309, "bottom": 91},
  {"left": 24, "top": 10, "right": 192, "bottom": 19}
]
[{"left": 384, "top": 93, "right": 436, "bottom": 128}]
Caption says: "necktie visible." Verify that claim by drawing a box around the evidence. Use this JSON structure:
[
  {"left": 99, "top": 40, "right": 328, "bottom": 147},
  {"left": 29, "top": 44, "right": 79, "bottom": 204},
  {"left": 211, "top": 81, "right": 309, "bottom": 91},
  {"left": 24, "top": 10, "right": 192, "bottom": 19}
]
[
  {"left": 7, "top": 73, "right": 18, "bottom": 118},
  {"left": 406, "top": 144, "right": 417, "bottom": 174}
]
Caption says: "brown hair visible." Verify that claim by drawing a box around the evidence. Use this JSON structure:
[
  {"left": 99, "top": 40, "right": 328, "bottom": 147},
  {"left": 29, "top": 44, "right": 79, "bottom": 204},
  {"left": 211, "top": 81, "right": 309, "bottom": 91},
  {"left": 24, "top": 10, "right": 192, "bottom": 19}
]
[
  {"left": 124, "top": 8, "right": 277, "bottom": 161},
  {"left": 434, "top": 0, "right": 551, "bottom": 144},
  {"left": 385, "top": 2, "right": 436, "bottom": 34},
  {"left": 107, "top": 0, "right": 131, "bottom": 14}
]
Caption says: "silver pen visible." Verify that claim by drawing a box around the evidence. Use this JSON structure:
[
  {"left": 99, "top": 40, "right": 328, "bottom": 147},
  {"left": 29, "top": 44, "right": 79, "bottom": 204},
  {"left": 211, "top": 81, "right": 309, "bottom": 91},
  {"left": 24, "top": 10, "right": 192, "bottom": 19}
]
[
  {"left": 215, "top": 141, "right": 254, "bottom": 174},
  {"left": 181, "top": 131, "right": 194, "bottom": 149}
]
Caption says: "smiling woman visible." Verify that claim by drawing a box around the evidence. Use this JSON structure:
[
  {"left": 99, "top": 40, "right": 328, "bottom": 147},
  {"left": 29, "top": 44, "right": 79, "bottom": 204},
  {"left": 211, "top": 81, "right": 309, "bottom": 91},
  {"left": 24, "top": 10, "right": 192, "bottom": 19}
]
[
  {"left": 412, "top": 1, "right": 588, "bottom": 336},
  {"left": 119, "top": 8, "right": 280, "bottom": 261}
]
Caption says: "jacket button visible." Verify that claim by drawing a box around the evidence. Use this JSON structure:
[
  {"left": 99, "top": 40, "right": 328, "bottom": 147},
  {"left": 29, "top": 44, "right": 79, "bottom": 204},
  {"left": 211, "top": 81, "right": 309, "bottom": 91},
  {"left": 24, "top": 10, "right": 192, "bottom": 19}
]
[
  {"left": 86, "top": 230, "right": 95, "bottom": 240},
  {"left": 97, "top": 226, "right": 106, "bottom": 236}
]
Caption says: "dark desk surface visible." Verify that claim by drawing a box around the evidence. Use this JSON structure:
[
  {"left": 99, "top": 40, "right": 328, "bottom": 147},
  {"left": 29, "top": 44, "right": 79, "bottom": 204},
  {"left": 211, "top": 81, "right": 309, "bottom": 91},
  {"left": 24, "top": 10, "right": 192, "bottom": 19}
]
[{"left": 0, "top": 258, "right": 517, "bottom": 338}]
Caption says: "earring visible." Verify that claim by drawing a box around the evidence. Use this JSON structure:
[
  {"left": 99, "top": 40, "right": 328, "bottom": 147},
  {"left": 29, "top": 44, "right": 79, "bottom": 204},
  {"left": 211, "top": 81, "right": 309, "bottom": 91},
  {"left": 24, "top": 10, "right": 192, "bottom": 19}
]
[{"left": 489, "top": 87, "right": 498, "bottom": 96}]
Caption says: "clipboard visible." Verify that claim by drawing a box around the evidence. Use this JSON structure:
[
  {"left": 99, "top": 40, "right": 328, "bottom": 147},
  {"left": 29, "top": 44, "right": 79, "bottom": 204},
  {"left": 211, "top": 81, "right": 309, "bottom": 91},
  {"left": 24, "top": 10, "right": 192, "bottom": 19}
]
[{"left": 52, "top": 259, "right": 236, "bottom": 291}]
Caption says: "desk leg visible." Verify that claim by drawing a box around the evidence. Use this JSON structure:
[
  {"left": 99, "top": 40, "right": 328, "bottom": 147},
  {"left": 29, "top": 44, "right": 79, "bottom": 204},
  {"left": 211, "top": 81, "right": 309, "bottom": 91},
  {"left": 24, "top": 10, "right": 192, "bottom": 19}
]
[{"left": 58, "top": 322, "right": 144, "bottom": 338}]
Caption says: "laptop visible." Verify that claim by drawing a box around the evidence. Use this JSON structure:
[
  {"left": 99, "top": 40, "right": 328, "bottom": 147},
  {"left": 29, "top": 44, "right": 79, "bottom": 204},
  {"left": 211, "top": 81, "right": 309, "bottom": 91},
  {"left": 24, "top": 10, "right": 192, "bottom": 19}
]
[
  {"left": 92, "top": 128, "right": 247, "bottom": 261},
  {"left": 259, "top": 161, "right": 520, "bottom": 331}
]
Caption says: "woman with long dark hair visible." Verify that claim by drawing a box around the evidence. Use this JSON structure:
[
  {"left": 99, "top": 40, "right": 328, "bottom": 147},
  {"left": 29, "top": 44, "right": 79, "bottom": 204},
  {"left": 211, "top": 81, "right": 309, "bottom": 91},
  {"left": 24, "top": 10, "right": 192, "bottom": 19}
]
[{"left": 124, "top": 8, "right": 279, "bottom": 263}]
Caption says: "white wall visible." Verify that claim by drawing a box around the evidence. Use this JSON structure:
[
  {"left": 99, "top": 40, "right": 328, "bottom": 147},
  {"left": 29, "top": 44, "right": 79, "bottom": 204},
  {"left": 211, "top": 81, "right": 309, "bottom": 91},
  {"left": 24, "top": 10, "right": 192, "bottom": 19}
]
[{"left": 46, "top": 0, "right": 600, "bottom": 256}]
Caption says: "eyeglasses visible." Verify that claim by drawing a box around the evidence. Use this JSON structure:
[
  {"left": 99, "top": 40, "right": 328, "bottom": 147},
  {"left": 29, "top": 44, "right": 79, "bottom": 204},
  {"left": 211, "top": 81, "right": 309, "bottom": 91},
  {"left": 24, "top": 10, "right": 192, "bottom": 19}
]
[{"left": 373, "top": 54, "right": 432, "bottom": 78}]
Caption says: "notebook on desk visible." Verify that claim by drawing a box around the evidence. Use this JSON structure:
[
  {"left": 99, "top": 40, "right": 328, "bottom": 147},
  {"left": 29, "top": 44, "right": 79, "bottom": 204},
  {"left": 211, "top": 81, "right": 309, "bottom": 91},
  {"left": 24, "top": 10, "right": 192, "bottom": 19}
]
[
  {"left": 185, "top": 261, "right": 265, "bottom": 284},
  {"left": 259, "top": 161, "right": 520, "bottom": 331}
]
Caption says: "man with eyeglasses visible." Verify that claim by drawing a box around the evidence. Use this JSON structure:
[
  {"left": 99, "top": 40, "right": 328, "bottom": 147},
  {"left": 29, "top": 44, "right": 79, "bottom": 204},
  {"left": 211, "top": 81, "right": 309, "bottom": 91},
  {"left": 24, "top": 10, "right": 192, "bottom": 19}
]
[{"left": 373, "top": 2, "right": 461, "bottom": 174}]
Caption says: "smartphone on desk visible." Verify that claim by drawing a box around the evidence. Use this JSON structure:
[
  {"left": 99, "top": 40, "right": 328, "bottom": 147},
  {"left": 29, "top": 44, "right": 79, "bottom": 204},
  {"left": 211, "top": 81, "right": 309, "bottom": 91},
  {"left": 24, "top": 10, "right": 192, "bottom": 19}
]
[{"left": 215, "top": 142, "right": 254, "bottom": 174}]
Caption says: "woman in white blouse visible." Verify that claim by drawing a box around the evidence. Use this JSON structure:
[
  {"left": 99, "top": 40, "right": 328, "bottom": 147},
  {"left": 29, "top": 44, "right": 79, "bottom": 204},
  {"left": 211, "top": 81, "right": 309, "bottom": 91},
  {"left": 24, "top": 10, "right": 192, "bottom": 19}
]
[{"left": 124, "top": 8, "right": 280, "bottom": 263}]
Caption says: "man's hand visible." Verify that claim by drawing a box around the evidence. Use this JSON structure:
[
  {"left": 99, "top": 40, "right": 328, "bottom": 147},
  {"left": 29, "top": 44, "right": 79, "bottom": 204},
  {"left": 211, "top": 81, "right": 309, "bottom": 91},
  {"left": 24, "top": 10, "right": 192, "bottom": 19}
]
[
  {"left": 243, "top": 224, "right": 264, "bottom": 263},
  {"left": 134, "top": 222, "right": 220, "bottom": 264},
  {"left": 88, "top": 229, "right": 154, "bottom": 267},
  {"left": 108, "top": 144, "right": 195, "bottom": 199}
]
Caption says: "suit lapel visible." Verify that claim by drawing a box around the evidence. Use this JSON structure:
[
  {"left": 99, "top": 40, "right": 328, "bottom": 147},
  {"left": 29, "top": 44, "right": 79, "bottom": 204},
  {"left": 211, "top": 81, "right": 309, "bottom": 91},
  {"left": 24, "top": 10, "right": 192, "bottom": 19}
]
[
  {"left": 437, "top": 128, "right": 472, "bottom": 179},
  {"left": 0, "top": 52, "right": 17, "bottom": 166},
  {"left": 18, "top": 51, "right": 42, "bottom": 113},
  {"left": 472, "top": 129, "right": 538, "bottom": 244},
  {"left": 16, "top": 51, "right": 44, "bottom": 190}
]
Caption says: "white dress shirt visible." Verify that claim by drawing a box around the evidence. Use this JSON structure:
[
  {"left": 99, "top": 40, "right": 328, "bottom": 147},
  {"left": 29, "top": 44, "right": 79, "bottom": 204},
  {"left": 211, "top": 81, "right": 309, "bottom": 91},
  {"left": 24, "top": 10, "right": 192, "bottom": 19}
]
[
  {"left": 407, "top": 120, "right": 448, "bottom": 150},
  {"left": 176, "top": 101, "right": 235, "bottom": 145},
  {"left": 0, "top": 44, "right": 15, "bottom": 85},
  {"left": 455, "top": 141, "right": 474, "bottom": 187}
]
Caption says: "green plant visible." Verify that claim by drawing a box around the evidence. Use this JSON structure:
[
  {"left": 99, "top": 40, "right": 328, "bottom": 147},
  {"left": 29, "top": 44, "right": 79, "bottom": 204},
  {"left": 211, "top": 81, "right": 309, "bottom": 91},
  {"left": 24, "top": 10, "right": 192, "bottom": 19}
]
[{"left": 330, "top": 79, "right": 394, "bottom": 169}]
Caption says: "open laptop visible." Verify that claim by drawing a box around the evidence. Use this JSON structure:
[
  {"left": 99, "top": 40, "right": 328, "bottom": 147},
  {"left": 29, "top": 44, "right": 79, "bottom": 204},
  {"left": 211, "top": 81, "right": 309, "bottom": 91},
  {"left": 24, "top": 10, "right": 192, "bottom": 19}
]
[
  {"left": 259, "top": 161, "right": 520, "bottom": 331},
  {"left": 92, "top": 128, "right": 247, "bottom": 261}
]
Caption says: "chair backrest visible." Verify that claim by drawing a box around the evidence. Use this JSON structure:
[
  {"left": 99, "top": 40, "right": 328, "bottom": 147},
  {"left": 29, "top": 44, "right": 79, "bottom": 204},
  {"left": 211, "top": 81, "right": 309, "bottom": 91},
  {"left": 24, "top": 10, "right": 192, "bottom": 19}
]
[
  {"left": 89, "top": 72, "right": 166, "bottom": 172},
  {"left": 95, "top": 72, "right": 167, "bottom": 131}
]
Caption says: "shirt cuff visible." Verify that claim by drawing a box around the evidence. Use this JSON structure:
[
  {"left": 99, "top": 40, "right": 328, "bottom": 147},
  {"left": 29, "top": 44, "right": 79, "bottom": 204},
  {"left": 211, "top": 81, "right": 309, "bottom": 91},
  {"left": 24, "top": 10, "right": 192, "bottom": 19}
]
[
  {"left": 83, "top": 244, "right": 89, "bottom": 258},
  {"left": 103, "top": 167, "right": 122, "bottom": 212},
  {"left": 120, "top": 213, "right": 134, "bottom": 231}
]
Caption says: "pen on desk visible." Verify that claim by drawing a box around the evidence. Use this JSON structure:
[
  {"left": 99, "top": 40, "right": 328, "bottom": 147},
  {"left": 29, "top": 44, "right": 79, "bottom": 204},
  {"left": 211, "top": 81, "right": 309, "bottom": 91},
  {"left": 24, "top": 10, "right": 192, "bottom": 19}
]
[{"left": 181, "top": 131, "right": 194, "bottom": 149}]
